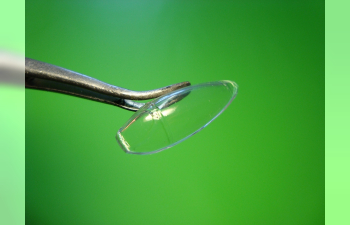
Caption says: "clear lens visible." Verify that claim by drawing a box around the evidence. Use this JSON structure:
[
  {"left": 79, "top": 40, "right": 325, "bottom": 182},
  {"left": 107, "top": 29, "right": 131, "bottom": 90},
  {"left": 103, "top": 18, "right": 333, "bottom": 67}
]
[{"left": 116, "top": 80, "right": 238, "bottom": 155}]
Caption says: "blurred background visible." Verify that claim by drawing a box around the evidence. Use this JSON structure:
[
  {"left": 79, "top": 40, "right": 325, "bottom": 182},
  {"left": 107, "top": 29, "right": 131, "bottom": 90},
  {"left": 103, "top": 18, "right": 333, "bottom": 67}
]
[
  {"left": 0, "top": 1, "right": 24, "bottom": 225},
  {"left": 26, "top": 1, "right": 324, "bottom": 224}
]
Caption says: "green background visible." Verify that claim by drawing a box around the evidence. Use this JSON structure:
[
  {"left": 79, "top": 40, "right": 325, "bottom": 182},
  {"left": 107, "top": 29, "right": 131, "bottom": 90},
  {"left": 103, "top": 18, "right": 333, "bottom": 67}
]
[
  {"left": 325, "top": 0, "right": 350, "bottom": 224},
  {"left": 26, "top": 1, "right": 324, "bottom": 224},
  {"left": 0, "top": 1, "right": 25, "bottom": 225}
]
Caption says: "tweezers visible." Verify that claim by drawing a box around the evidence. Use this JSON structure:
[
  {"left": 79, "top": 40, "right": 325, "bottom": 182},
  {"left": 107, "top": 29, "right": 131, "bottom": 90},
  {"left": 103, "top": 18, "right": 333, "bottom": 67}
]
[{"left": 25, "top": 58, "right": 191, "bottom": 111}]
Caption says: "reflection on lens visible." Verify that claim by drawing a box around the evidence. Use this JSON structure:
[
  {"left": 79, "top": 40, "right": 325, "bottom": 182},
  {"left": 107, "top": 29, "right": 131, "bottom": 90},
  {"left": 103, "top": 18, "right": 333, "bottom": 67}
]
[{"left": 116, "top": 80, "right": 238, "bottom": 155}]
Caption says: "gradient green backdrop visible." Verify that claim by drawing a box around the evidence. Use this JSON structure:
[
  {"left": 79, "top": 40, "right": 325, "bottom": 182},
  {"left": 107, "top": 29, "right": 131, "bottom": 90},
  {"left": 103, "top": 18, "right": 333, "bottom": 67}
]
[{"left": 26, "top": 1, "right": 324, "bottom": 224}]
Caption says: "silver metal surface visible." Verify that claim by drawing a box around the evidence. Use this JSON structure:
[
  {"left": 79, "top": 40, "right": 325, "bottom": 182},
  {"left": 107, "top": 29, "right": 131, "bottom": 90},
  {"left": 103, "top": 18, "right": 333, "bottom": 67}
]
[{"left": 25, "top": 58, "right": 191, "bottom": 111}]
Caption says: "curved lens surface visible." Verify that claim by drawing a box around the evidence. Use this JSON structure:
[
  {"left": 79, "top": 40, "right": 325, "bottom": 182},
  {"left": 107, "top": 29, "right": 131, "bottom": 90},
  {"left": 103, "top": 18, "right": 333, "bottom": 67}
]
[{"left": 116, "top": 80, "right": 238, "bottom": 154}]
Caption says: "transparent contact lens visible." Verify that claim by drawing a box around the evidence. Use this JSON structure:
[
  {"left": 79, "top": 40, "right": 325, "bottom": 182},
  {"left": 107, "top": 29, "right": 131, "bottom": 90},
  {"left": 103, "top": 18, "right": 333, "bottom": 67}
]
[{"left": 116, "top": 80, "right": 238, "bottom": 155}]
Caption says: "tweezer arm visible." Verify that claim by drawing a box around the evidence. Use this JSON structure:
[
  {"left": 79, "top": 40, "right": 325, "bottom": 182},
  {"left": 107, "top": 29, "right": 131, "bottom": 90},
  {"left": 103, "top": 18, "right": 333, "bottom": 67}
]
[{"left": 25, "top": 58, "right": 190, "bottom": 111}]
